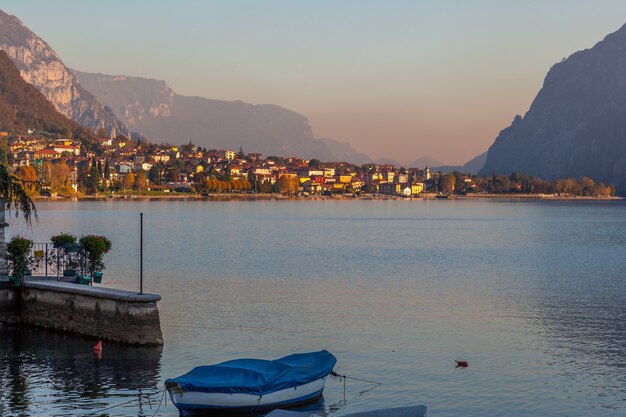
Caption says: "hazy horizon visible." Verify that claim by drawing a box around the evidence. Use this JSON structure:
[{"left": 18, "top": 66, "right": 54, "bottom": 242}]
[{"left": 4, "top": 1, "right": 626, "bottom": 165}]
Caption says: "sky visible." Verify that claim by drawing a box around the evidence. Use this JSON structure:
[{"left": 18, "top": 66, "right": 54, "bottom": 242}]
[{"left": 3, "top": 1, "right": 626, "bottom": 165}]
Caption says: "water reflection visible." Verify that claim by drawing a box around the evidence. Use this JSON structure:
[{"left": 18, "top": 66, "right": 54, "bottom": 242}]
[{"left": 0, "top": 326, "right": 162, "bottom": 416}]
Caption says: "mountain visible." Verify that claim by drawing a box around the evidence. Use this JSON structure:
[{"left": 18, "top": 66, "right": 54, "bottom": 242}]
[
  {"left": 318, "top": 138, "right": 372, "bottom": 165},
  {"left": 0, "top": 9, "right": 126, "bottom": 136},
  {"left": 462, "top": 151, "right": 487, "bottom": 174},
  {"left": 480, "top": 22, "right": 626, "bottom": 192},
  {"left": 374, "top": 158, "right": 402, "bottom": 167},
  {"left": 73, "top": 71, "right": 371, "bottom": 163},
  {"left": 429, "top": 151, "right": 487, "bottom": 174},
  {"left": 407, "top": 156, "right": 444, "bottom": 168},
  {"left": 0, "top": 50, "right": 87, "bottom": 135}
]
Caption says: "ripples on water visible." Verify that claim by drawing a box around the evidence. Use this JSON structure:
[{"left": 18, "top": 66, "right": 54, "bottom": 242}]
[{"left": 1, "top": 199, "right": 626, "bottom": 416}]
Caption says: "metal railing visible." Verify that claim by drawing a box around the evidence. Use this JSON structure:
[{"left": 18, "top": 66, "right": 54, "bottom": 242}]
[{"left": 29, "top": 243, "right": 87, "bottom": 279}]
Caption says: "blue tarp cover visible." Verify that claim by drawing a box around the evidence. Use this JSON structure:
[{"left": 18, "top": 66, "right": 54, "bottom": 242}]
[{"left": 166, "top": 350, "right": 337, "bottom": 395}]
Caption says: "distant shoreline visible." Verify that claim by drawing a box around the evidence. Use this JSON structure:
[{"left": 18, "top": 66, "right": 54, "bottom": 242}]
[{"left": 31, "top": 193, "right": 624, "bottom": 202}]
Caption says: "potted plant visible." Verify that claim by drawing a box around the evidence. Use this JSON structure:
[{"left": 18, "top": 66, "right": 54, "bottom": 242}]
[
  {"left": 79, "top": 235, "right": 112, "bottom": 283},
  {"left": 51, "top": 233, "right": 77, "bottom": 248},
  {"left": 7, "top": 235, "right": 33, "bottom": 286},
  {"left": 51, "top": 233, "right": 80, "bottom": 276}
]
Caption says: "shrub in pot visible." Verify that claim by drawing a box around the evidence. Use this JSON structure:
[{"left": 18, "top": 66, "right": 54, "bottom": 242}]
[
  {"left": 79, "top": 235, "right": 112, "bottom": 281},
  {"left": 51, "top": 233, "right": 80, "bottom": 275},
  {"left": 7, "top": 235, "right": 33, "bottom": 283},
  {"left": 50, "top": 233, "right": 77, "bottom": 248}
]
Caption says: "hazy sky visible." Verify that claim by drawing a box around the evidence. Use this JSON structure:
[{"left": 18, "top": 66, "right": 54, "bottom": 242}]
[{"left": 4, "top": 1, "right": 626, "bottom": 164}]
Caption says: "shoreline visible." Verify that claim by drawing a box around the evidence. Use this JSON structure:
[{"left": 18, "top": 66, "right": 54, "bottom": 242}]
[{"left": 31, "top": 193, "right": 624, "bottom": 202}]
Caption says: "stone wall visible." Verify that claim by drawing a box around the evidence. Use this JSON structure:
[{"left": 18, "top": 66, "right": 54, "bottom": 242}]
[
  {"left": 0, "top": 284, "right": 19, "bottom": 323},
  {"left": 20, "top": 281, "right": 163, "bottom": 346}
]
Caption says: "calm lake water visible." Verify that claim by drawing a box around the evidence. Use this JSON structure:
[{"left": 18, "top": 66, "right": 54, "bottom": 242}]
[{"left": 2, "top": 199, "right": 626, "bottom": 417}]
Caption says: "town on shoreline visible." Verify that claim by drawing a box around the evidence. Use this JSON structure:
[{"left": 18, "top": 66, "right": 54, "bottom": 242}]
[{"left": 4, "top": 132, "right": 619, "bottom": 200}]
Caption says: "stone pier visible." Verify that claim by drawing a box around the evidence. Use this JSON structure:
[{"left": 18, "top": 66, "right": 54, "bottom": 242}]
[{"left": 1, "top": 280, "right": 163, "bottom": 346}]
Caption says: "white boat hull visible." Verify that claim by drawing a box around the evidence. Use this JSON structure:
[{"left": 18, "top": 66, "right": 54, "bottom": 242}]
[{"left": 168, "top": 376, "right": 327, "bottom": 413}]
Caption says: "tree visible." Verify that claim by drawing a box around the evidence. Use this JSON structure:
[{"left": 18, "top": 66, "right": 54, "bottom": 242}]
[
  {"left": 0, "top": 138, "right": 8, "bottom": 167},
  {"left": 47, "top": 162, "right": 71, "bottom": 194},
  {"left": 14, "top": 166, "right": 38, "bottom": 195},
  {"left": 7, "top": 235, "right": 33, "bottom": 279},
  {"left": 276, "top": 176, "right": 299, "bottom": 195},
  {"left": 135, "top": 171, "right": 147, "bottom": 191},
  {"left": 237, "top": 145, "right": 245, "bottom": 158},
  {"left": 79, "top": 235, "right": 112, "bottom": 278},
  {"left": 578, "top": 177, "right": 595, "bottom": 196},
  {"left": 104, "top": 159, "right": 110, "bottom": 180},
  {"left": 123, "top": 172, "right": 136, "bottom": 191},
  {"left": 0, "top": 164, "right": 37, "bottom": 275},
  {"left": 439, "top": 174, "right": 456, "bottom": 194},
  {"left": 84, "top": 164, "right": 100, "bottom": 195},
  {"left": 148, "top": 165, "right": 160, "bottom": 184},
  {"left": 308, "top": 159, "right": 322, "bottom": 169}
]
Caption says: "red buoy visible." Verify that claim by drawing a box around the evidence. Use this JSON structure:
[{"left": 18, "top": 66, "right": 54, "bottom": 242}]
[
  {"left": 455, "top": 360, "right": 469, "bottom": 368},
  {"left": 93, "top": 340, "right": 103, "bottom": 352}
]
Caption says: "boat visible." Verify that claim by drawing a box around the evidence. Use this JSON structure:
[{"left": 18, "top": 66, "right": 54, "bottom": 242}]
[
  {"left": 165, "top": 350, "right": 337, "bottom": 416},
  {"left": 266, "top": 405, "right": 428, "bottom": 417}
]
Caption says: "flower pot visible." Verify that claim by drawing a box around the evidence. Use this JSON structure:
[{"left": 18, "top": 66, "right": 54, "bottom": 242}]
[{"left": 75, "top": 275, "right": 91, "bottom": 285}]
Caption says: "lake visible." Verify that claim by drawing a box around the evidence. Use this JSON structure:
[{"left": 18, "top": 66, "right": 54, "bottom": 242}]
[{"left": 1, "top": 199, "right": 626, "bottom": 416}]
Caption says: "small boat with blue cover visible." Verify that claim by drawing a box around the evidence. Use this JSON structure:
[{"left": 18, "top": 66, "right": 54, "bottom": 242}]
[{"left": 165, "top": 350, "right": 337, "bottom": 416}]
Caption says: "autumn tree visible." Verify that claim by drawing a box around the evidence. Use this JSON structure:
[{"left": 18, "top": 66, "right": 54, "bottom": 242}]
[
  {"left": 47, "top": 162, "right": 71, "bottom": 194},
  {"left": 0, "top": 139, "right": 8, "bottom": 167},
  {"left": 276, "top": 176, "right": 299, "bottom": 195},
  {"left": 578, "top": 177, "right": 595, "bottom": 196},
  {"left": 14, "top": 165, "right": 38, "bottom": 195},
  {"left": 123, "top": 172, "right": 136, "bottom": 191},
  {"left": 135, "top": 171, "right": 147, "bottom": 192}
]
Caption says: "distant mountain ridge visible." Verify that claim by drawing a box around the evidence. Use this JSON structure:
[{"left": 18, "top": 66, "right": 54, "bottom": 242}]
[
  {"left": 0, "top": 50, "right": 87, "bottom": 135},
  {"left": 407, "top": 156, "right": 443, "bottom": 168},
  {"left": 0, "top": 9, "right": 126, "bottom": 137},
  {"left": 427, "top": 152, "right": 487, "bottom": 174},
  {"left": 480, "top": 22, "right": 626, "bottom": 192},
  {"left": 74, "top": 71, "right": 372, "bottom": 164}
]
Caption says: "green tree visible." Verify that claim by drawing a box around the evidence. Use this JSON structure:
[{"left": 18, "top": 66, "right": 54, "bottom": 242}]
[
  {"left": 84, "top": 164, "right": 100, "bottom": 195},
  {"left": 104, "top": 159, "right": 110, "bottom": 179},
  {"left": 0, "top": 164, "right": 37, "bottom": 276},
  {"left": 79, "top": 235, "right": 112, "bottom": 278},
  {"left": 7, "top": 235, "right": 33, "bottom": 279},
  {"left": 148, "top": 165, "right": 160, "bottom": 184}
]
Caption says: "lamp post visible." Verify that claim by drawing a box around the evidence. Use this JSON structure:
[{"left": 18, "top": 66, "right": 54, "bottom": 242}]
[{"left": 140, "top": 212, "right": 143, "bottom": 295}]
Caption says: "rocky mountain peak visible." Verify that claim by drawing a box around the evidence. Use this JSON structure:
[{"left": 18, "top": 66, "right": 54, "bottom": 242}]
[
  {"left": 0, "top": 9, "right": 126, "bottom": 137},
  {"left": 480, "top": 21, "right": 626, "bottom": 193}
]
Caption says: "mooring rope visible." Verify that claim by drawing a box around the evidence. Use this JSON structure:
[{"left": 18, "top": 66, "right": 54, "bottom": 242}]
[
  {"left": 148, "top": 386, "right": 168, "bottom": 417},
  {"left": 328, "top": 371, "right": 382, "bottom": 413},
  {"left": 330, "top": 371, "right": 382, "bottom": 386},
  {"left": 84, "top": 385, "right": 166, "bottom": 416}
]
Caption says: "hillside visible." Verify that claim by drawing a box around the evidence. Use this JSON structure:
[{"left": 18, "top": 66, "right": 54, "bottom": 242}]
[
  {"left": 73, "top": 71, "right": 372, "bottom": 164},
  {"left": 0, "top": 9, "right": 126, "bottom": 136},
  {"left": 480, "top": 22, "right": 626, "bottom": 192},
  {"left": 0, "top": 50, "right": 87, "bottom": 136}
]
